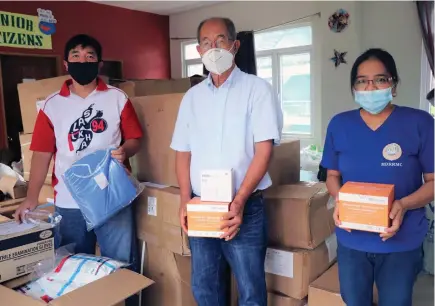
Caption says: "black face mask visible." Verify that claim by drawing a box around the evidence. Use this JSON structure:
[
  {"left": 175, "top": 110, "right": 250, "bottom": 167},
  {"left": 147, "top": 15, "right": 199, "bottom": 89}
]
[{"left": 67, "top": 62, "right": 99, "bottom": 86}]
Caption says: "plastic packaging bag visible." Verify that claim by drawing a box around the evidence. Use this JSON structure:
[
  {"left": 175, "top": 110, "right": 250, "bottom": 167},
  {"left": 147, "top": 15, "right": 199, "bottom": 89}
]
[
  {"left": 300, "top": 144, "right": 323, "bottom": 173},
  {"left": 22, "top": 209, "right": 62, "bottom": 226},
  {"left": 62, "top": 149, "right": 143, "bottom": 231},
  {"left": 30, "top": 244, "right": 76, "bottom": 281},
  {"left": 17, "top": 251, "right": 128, "bottom": 303}
]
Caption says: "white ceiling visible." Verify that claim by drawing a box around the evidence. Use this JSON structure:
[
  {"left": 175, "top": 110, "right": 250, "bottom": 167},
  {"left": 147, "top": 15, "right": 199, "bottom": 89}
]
[{"left": 92, "top": 1, "right": 225, "bottom": 15}]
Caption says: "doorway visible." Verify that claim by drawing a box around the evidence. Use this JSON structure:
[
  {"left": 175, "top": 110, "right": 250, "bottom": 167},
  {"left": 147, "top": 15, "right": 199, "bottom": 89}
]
[{"left": 0, "top": 54, "right": 60, "bottom": 164}]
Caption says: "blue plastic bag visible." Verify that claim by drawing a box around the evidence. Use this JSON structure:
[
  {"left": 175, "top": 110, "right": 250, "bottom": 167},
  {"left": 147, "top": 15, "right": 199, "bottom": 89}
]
[{"left": 62, "top": 149, "right": 143, "bottom": 231}]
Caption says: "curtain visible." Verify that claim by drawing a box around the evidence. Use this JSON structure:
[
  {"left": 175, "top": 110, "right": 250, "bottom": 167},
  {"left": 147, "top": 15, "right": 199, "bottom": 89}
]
[
  {"left": 416, "top": 1, "right": 434, "bottom": 75},
  {"left": 235, "top": 31, "right": 257, "bottom": 75},
  {"left": 203, "top": 30, "right": 257, "bottom": 76}
]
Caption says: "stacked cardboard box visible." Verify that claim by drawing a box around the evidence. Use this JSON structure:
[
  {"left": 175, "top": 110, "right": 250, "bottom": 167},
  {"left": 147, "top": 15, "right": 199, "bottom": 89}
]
[
  {"left": 129, "top": 78, "right": 301, "bottom": 305},
  {"left": 308, "top": 263, "right": 379, "bottom": 305},
  {"left": 15, "top": 76, "right": 68, "bottom": 195},
  {"left": 231, "top": 181, "right": 334, "bottom": 305}
]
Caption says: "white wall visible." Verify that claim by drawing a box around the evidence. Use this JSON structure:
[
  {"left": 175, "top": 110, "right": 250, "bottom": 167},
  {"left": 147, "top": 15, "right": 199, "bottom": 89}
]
[{"left": 170, "top": 1, "right": 422, "bottom": 146}]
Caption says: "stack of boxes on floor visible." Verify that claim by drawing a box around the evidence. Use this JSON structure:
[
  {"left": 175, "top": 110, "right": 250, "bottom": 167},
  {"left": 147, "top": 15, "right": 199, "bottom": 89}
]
[
  {"left": 261, "top": 182, "right": 336, "bottom": 306},
  {"left": 0, "top": 77, "right": 70, "bottom": 213},
  {"left": 124, "top": 77, "right": 302, "bottom": 305}
]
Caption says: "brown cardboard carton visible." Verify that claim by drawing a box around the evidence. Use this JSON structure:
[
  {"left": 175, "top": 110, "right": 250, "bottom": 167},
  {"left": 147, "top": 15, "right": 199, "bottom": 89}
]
[
  {"left": 20, "top": 133, "right": 54, "bottom": 185},
  {"left": 308, "top": 263, "right": 378, "bottom": 306},
  {"left": 230, "top": 278, "right": 308, "bottom": 306},
  {"left": 0, "top": 220, "right": 54, "bottom": 283},
  {"left": 269, "top": 140, "right": 300, "bottom": 186},
  {"left": 0, "top": 269, "right": 153, "bottom": 306},
  {"left": 265, "top": 234, "right": 337, "bottom": 299},
  {"left": 0, "top": 176, "right": 27, "bottom": 199},
  {"left": 268, "top": 292, "right": 307, "bottom": 306},
  {"left": 130, "top": 94, "right": 183, "bottom": 187},
  {"left": 142, "top": 243, "right": 195, "bottom": 306},
  {"left": 119, "top": 78, "right": 191, "bottom": 97},
  {"left": 136, "top": 183, "right": 190, "bottom": 255},
  {"left": 17, "top": 75, "right": 70, "bottom": 134},
  {"left": 264, "top": 182, "right": 334, "bottom": 249}
]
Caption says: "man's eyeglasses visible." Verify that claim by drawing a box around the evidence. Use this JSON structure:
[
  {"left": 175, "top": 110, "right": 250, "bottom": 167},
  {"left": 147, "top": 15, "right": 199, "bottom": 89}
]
[
  {"left": 199, "top": 37, "right": 233, "bottom": 51},
  {"left": 354, "top": 76, "right": 393, "bottom": 90}
]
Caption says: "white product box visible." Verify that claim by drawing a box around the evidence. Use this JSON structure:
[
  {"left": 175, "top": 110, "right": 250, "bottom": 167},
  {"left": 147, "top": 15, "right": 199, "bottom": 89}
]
[{"left": 200, "top": 169, "right": 234, "bottom": 202}]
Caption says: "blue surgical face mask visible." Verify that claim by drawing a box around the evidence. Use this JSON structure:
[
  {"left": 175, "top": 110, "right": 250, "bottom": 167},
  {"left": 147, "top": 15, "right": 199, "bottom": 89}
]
[{"left": 354, "top": 87, "right": 393, "bottom": 114}]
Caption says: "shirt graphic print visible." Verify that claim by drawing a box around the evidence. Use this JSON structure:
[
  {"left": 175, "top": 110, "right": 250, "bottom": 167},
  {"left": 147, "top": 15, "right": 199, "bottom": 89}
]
[{"left": 68, "top": 104, "right": 108, "bottom": 153}]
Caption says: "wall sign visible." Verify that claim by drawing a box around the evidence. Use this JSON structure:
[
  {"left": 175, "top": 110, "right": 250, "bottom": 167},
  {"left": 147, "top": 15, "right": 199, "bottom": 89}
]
[{"left": 0, "top": 9, "right": 56, "bottom": 50}]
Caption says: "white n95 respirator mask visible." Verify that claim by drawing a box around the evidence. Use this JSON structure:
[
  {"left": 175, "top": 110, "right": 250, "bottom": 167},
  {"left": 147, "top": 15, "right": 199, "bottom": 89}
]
[{"left": 201, "top": 45, "right": 235, "bottom": 75}]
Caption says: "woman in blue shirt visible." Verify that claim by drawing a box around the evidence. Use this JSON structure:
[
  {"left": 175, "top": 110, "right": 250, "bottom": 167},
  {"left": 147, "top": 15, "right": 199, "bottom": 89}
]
[{"left": 321, "top": 48, "right": 434, "bottom": 306}]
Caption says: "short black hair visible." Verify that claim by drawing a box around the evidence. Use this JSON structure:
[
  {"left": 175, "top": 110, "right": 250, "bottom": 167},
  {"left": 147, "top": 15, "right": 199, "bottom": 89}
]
[
  {"left": 64, "top": 34, "right": 102, "bottom": 61},
  {"left": 197, "top": 17, "right": 237, "bottom": 43},
  {"left": 350, "top": 48, "right": 399, "bottom": 91}
]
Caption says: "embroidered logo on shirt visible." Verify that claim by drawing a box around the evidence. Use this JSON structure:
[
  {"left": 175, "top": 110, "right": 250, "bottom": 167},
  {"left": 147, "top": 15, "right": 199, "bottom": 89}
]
[
  {"left": 382, "top": 143, "right": 402, "bottom": 161},
  {"left": 67, "top": 104, "right": 108, "bottom": 153}
]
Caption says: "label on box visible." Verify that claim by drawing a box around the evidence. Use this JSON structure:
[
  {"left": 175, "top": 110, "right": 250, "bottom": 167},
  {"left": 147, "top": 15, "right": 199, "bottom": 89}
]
[
  {"left": 94, "top": 173, "right": 109, "bottom": 190},
  {"left": 0, "top": 229, "right": 54, "bottom": 283},
  {"left": 325, "top": 234, "right": 337, "bottom": 263},
  {"left": 264, "top": 248, "right": 293, "bottom": 278},
  {"left": 147, "top": 196, "right": 157, "bottom": 216}
]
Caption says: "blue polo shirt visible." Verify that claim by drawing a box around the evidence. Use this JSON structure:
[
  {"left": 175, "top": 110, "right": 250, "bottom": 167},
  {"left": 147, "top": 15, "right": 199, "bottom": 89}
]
[{"left": 321, "top": 106, "right": 434, "bottom": 253}]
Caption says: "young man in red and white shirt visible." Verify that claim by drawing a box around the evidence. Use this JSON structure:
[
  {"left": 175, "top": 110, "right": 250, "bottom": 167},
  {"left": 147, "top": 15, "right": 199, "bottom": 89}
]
[{"left": 15, "top": 34, "right": 143, "bottom": 267}]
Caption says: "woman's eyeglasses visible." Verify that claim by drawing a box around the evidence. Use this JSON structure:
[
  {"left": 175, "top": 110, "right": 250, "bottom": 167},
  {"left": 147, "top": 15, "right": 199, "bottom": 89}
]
[{"left": 354, "top": 76, "right": 393, "bottom": 90}]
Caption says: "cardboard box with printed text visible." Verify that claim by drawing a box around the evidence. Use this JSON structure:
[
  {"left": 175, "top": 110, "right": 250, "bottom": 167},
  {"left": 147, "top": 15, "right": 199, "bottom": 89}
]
[
  {"left": 186, "top": 197, "right": 230, "bottom": 238},
  {"left": 136, "top": 183, "right": 190, "bottom": 255},
  {"left": 0, "top": 217, "right": 54, "bottom": 283},
  {"left": 338, "top": 182, "right": 394, "bottom": 233},
  {"left": 265, "top": 234, "right": 337, "bottom": 299}
]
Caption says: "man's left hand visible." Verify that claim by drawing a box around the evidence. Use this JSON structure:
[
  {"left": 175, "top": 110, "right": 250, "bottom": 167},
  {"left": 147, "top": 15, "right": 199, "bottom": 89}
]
[
  {"left": 380, "top": 199, "right": 407, "bottom": 241},
  {"left": 111, "top": 146, "right": 126, "bottom": 164},
  {"left": 220, "top": 200, "right": 245, "bottom": 241}
]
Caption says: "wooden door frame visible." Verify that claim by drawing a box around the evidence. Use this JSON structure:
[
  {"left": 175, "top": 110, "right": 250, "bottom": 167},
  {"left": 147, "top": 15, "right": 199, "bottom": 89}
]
[
  {"left": 0, "top": 52, "right": 62, "bottom": 149},
  {"left": 102, "top": 58, "right": 124, "bottom": 79}
]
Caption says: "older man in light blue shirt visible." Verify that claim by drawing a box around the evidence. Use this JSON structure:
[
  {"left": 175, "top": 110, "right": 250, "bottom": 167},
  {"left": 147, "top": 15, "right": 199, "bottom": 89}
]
[{"left": 171, "top": 17, "right": 283, "bottom": 306}]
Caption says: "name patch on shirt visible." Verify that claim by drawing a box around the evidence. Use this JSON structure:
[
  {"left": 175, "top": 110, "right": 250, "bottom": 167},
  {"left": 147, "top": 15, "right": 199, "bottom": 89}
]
[{"left": 381, "top": 143, "right": 403, "bottom": 167}]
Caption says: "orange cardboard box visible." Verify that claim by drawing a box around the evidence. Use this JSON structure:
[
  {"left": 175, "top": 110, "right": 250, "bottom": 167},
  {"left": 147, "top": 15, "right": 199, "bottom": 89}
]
[
  {"left": 186, "top": 197, "right": 230, "bottom": 238},
  {"left": 338, "top": 182, "right": 394, "bottom": 233}
]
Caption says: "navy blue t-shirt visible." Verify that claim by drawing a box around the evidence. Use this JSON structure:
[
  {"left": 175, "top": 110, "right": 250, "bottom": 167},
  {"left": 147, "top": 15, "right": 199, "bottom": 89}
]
[{"left": 321, "top": 106, "right": 434, "bottom": 253}]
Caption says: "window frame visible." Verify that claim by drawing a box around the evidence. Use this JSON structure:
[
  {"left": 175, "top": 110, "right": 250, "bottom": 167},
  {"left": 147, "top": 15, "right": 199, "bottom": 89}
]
[
  {"left": 254, "top": 22, "right": 315, "bottom": 139},
  {"left": 181, "top": 40, "right": 203, "bottom": 78}
]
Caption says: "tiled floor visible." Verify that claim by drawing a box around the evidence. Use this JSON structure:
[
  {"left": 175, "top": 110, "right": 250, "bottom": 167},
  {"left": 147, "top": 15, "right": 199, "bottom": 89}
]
[{"left": 413, "top": 274, "right": 434, "bottom": 306}]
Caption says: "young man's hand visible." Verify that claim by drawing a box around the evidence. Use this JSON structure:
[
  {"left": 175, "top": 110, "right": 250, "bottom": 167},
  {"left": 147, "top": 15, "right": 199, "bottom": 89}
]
[
  {"left": 111, "top": 146, "right": 126, "bottom": 163},
  {"left": 14, "top": 198, "right": 38, "bottom": 223}
]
